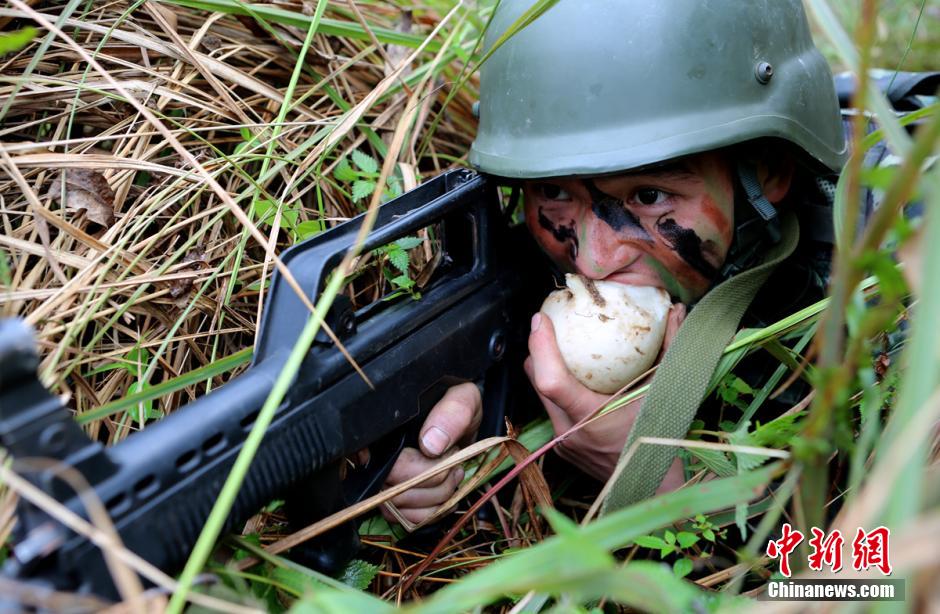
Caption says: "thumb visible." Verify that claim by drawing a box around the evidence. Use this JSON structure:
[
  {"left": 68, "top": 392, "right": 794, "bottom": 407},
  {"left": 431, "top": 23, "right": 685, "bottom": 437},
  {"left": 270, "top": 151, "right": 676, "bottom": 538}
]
[{"left": 419, "top": 382, "right": 482, "bottom": 458}]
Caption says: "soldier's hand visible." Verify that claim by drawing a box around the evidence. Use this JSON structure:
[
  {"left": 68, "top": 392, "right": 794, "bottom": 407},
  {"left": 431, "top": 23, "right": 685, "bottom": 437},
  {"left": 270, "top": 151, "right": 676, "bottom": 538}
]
[
  {"left": 382, "top": 382, "right": 482, "bottom": 525},
  {"left": 524, "top": 305, "right": 686, "bottom": 489}
]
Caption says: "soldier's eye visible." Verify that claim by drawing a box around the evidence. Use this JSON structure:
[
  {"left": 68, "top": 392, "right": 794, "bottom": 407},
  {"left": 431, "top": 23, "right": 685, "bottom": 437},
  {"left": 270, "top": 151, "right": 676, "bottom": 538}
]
[
  {"left": 634, "top": 188, "right": 668, "bottom": 206},
  {"left": 538, "top": 184, "right": 570, "bottom": 200}
]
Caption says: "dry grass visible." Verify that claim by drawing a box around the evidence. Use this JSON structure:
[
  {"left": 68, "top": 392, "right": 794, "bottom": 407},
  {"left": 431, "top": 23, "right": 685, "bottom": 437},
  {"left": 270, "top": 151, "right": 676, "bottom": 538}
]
[{"left": 0, "top": 0, "right": 477, "bottom": 436}]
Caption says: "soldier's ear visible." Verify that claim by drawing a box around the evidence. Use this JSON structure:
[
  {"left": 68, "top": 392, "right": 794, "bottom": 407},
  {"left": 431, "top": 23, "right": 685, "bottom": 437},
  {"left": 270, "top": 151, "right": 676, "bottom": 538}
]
[{"left": 757, "top": 151, "right": 795, "bottom": 204}]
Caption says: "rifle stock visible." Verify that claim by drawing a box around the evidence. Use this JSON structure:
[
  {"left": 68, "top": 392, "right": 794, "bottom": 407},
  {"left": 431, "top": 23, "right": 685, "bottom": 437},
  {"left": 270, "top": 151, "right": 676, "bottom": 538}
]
[{"left": 0, "top": 169, "right": 545, "bottom": 598}]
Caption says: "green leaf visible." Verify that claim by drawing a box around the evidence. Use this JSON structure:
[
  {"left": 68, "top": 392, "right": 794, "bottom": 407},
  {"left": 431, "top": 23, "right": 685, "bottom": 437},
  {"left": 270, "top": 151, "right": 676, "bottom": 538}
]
[
  {"left": 389, "top": 274, "right": 415, "bottom": 290},
  {"left": 339, "top": 559, "right": 380, "bottom": 591},
  {"left": 271, "top": 566, "right": 320, "bottom": 596},
  {"left": 688, "top": 448, "right": 736, "bottom": 478},
  {"left": 245, "top": 279, "right": 271, "bottom": 292},
  {"left": 676, "top": 532, "right": 699, "bottom": 549},
  {"left": 351, "top": 180, "right": 375, "bottom": 202},
  {"left": 127, "top": 385, "right": 161, "bottom": 422},
  {"left": 333, "top": 158, "right": 358, "bottom": 183},
  {"left": 387, "top": 248, "right": 409, "bottom": 273},
  {"left": 295, "top": 220, "right": 325, "bottom": 241},
  {"left": 232, "top": 533, "right": 261, "bottom": 561},
  {"left": 731, "top": 377, "right": 753, "bottom": 394},
  {"left": 264, "top": 499, "right": 284, "bottom": 513},
  {"left": 659, "top": 546, "right": 674, "bottom": 559},
  {"left": 729, "top": 427, "right": 764, "bottom": 472},
  {"left": 750, "top": 412, "right": 804, "bottom": 448},
  {"left": 0, "top": 28, "right": 37, "bottom": 54},
  {"left": 702, "top": 529, "right": 716, "bottom": 542},
  {"left": 672, "top": 558, "right": 694, "bottom": 579},
  {"left": 252, "top": 198, "right": 275, "bottom": 222},
  {"left": 351, "top": 150, "right": 378, "bottom": 175},
  {"left": 233, "top": 134, "right": 259, "bottom": 156},
  {"left": 633, "top": 536, "right": 668, "bottom": 549},
  {"left": 664, "top": 530, "right": 676, "bottom": 545},
  {"left": 386, "top": 176, "right": 403, "bottom": 199},
  {"left": 87, "top": 347, "right": 152, "bottom": 377},
  {"left": 393, "top": 236, "right": 423, "bottom": 250},
  {"left": 358, "top": 513, "right": 404, "bottom": 540}
]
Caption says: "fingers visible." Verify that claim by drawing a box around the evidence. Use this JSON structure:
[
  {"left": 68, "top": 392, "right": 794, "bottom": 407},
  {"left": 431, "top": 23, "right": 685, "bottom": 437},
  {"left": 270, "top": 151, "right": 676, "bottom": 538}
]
[
  {"left": 386, "top": 447, "right": 452, "bottom": 487},
  {"left": 419, "top": 382, "right": 482, "bottom": 458},
  {"left": 527, "top": 312, "right": 600, "bottom": 421},
  {"left": 527, "top": 313, "right": 582, "bottom": 410},
  {"left": 389, "top": 466, "right": 464, "bottom": 509},
  {"left": 524, "top": 356, "right": 573, "bottom": 435},
  {"left": 383, "top": 447, "right": 464, "bottom": 525},
  {"left": 661, "top": 302, "right": 687, "bottom": 354},
  {"left": 382, "top": 380, "right": 480, "bottom": 527},
  {"left": 382, "top": 504, "right": 439, "bottom": 525}
]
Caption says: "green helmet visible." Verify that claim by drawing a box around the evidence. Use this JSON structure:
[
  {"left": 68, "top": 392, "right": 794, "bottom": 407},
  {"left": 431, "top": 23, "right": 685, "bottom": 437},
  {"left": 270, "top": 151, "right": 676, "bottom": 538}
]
[{"left": 470, "top": 0, "right": 847, "bottom": 178}]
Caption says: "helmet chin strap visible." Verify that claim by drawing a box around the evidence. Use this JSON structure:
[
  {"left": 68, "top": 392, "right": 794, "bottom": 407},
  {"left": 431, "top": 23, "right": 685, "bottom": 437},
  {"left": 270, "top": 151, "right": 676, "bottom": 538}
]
[
  {"left": 718, "top": 161, "right": 785, "bottom": 282},
  {"left": 737, "top": 160, "right": 780, "bottom": 233}
]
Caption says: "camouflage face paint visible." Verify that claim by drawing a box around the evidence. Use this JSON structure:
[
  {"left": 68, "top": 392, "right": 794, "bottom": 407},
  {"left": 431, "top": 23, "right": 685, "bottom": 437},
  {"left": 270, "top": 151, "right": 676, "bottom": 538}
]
[
  {"left": 654, "top": 216, "right": 719, "bottom": 280},
  {"left": 644, "top": 256, "right": 696, "bottom": 304},
  {"left": 521, "top": 151, "right": 742, "bottom": 303},
  {"left": 537, "top": 206, "right": 579, "bottom": 259},
  {"left": 583, "top": 179, "right": 652, "bottom": 240}
]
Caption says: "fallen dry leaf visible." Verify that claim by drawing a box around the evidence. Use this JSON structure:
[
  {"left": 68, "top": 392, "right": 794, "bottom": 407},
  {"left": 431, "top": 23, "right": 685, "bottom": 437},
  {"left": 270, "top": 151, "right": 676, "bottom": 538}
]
[{"left": 47, "top": 168, "right": 116, "bottom": 227}]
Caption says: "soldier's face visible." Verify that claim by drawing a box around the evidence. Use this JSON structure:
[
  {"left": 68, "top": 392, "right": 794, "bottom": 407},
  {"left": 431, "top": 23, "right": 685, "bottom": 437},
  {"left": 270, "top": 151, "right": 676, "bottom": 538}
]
[{"left": 523, "top": 152, "right": 736, "bottom": 303}]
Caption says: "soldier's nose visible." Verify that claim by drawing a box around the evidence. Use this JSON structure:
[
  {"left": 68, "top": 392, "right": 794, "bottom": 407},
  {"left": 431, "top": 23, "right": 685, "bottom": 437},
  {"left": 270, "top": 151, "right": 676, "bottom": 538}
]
[{"left": 573, "top": 215, "right": 645, "bottom": 279}]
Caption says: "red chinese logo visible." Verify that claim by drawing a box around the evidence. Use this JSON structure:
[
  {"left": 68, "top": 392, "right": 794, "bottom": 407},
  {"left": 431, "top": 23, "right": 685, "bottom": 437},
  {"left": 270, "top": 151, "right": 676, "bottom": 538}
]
[
  {"left": 767, "top": 525, "right": 893, "bottom": 577},
  {"left": 766, "top": 523, "right": 804, "bottom": 577},
  {"left": 808, "top": 528, "right": 844, "bottom": 572},
  {"left": 852, "top": 526, "right": 892, "bottom": 575}
]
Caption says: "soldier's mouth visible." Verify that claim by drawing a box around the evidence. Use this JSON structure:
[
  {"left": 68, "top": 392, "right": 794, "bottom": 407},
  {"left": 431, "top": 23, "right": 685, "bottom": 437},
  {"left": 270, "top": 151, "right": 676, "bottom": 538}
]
[{"left": 601, "top": 271, "right": 667, "bottom": 291}]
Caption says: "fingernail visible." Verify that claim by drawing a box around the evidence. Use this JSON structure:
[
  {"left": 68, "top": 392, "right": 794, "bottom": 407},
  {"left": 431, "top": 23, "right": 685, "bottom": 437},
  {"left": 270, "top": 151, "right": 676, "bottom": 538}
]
[
  {"left": 454, "top": 467, "right": 465, "bottom": 483},
  {"left": 531, "top": 313, "right": 542, "bottom": 332},
  {"left": 422, "top": 426, "right": 450, "bottom": 456}
]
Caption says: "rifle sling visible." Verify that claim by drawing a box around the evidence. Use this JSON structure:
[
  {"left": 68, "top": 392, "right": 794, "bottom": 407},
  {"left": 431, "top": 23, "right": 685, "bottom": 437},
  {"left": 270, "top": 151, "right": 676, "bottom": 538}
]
[{"left": 601, "top": 211, "right": 799, "bottom": 513}]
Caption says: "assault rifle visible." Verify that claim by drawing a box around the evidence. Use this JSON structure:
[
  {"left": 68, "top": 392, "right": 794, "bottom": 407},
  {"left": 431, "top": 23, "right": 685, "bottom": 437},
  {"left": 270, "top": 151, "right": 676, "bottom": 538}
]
[{"left": 0, "top": 169, "right": 545, "bottom": 599}]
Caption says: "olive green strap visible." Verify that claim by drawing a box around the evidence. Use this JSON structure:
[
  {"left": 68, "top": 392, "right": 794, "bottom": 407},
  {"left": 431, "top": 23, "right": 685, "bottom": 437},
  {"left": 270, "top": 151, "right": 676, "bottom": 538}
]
[{"left": 601, "top": 212, "right": 799, "bottom": 514}]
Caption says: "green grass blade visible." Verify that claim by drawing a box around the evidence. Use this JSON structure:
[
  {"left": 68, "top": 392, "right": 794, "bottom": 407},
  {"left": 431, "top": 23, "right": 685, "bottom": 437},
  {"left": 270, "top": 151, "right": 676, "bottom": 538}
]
[
  {"left": 407, "top": 464, "right": 778, "bottom": 613},
  {"left": 885, "top": 0, "right": 929, "bottom": 91},
  {"left": 877, "top": 164, "right": 940, "bottom": 527},
  {"left": 160, "top": 0, "right": 439, "bottom": 51},
  {"left": 471, "top": 0, "right": 560, "bottom": 69},
  {"left": 76, "top": 348, "right": 252, "bottom": 424}
]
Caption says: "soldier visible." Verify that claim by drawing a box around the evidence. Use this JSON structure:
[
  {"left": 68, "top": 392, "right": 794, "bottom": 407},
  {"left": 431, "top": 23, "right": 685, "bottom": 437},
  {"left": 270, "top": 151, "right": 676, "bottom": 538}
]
[{"left": 384, "top": 0, "right": 846, "bottom": 524}]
